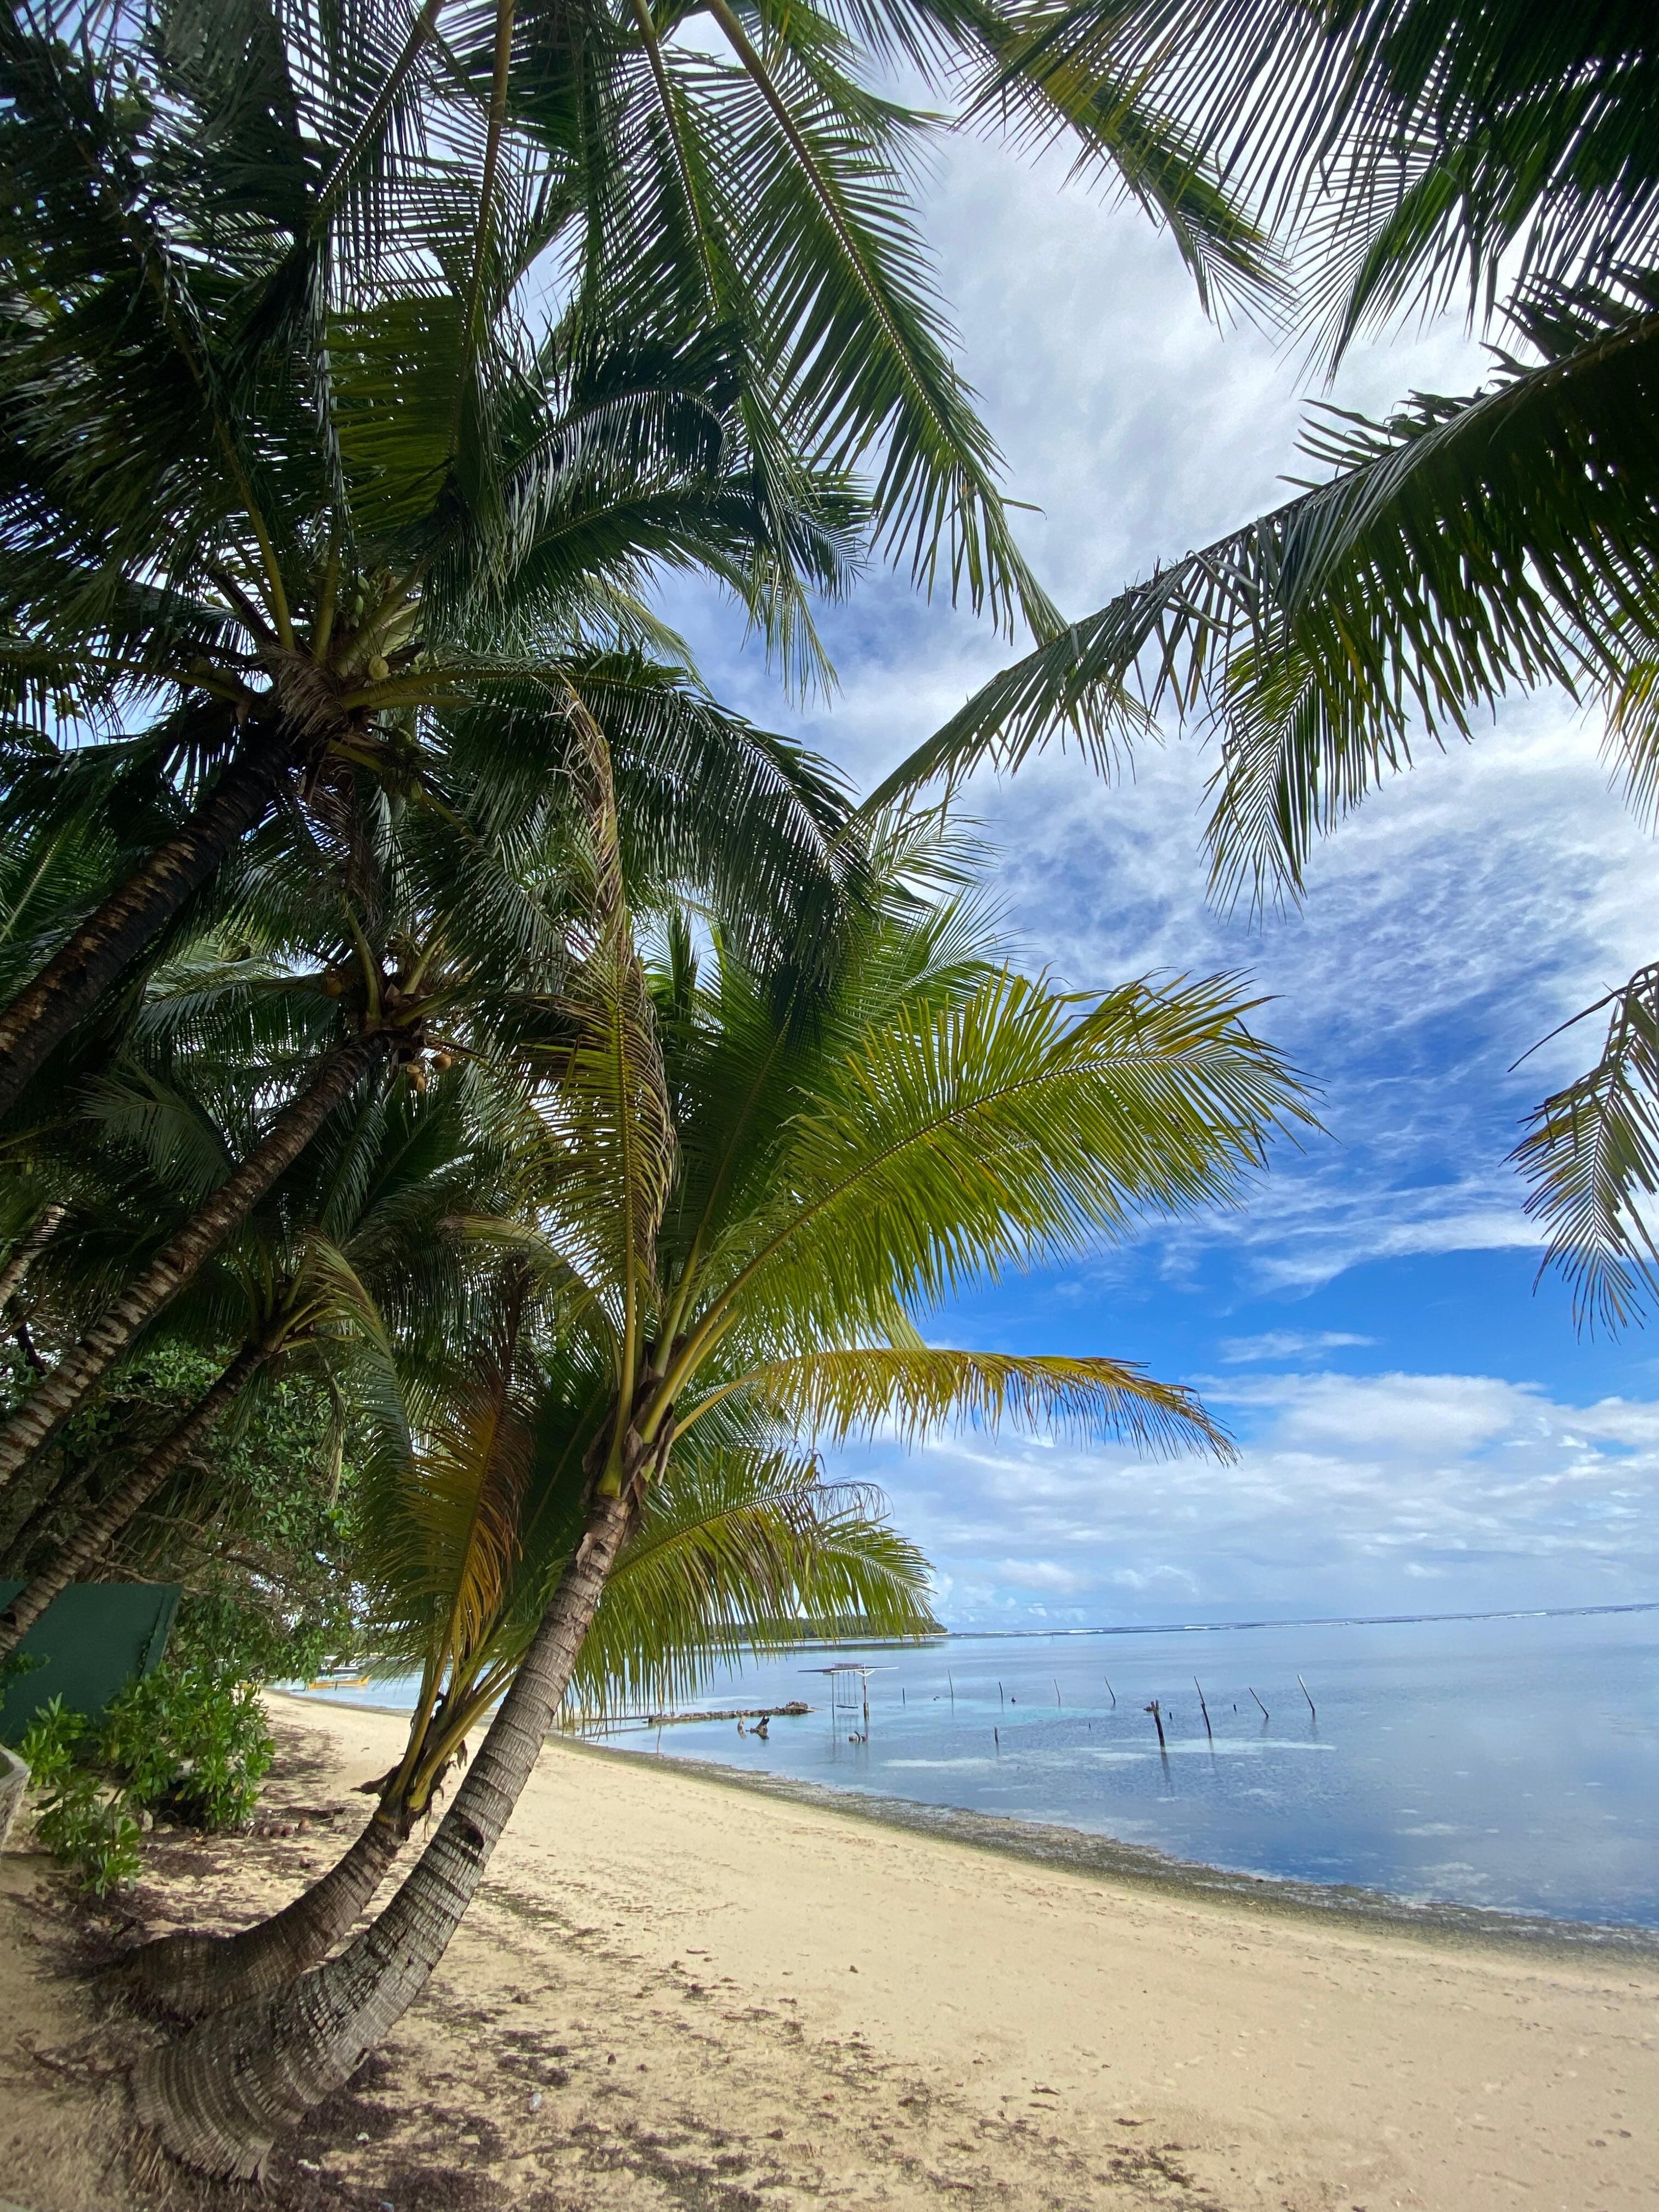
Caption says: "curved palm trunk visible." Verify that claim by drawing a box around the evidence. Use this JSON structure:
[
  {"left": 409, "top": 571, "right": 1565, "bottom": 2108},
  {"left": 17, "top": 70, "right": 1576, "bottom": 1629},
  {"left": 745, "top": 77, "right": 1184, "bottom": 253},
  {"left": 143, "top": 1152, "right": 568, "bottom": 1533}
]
[
  {"left": 0, "top": 1341, "right": 268, "bottom": 1659},
  {"left": 0, "top": 1031, "right": 391, "bottom": 1494},
  {"left": 0, "top": 724, "right": 301, "bottom": 1119},
  {"left": 132, "top": 1485, "right": 636, "bottom": 2178},
  {"left": 0, "top": 1203, "right": 66, "bottom": 1312},
  {"left": 116, "top": 1806, "right": 411, "bottom": 2020}
]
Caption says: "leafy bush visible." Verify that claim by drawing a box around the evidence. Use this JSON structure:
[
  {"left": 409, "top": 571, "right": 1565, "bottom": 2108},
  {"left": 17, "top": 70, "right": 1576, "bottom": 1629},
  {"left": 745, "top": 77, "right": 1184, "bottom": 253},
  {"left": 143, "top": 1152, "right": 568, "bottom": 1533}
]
[
  {"left": 8, "top": 1663, "right": 274, "bottom": 1892},
  {"left": 16, "top": 1700, "right": 141, "bottom": 1894},
  {"left": 100, "top": 1662, "right": 273, "bottom": 1831},
  {"left": 33, "top": 1771, "right": 142, "bottom": 1896},
  {"left": 16, "top": 1696, "right": 86, "bottom": 1792},
  {"left": 168, "top": 1585, "right": 347, "bottom": 1697}
]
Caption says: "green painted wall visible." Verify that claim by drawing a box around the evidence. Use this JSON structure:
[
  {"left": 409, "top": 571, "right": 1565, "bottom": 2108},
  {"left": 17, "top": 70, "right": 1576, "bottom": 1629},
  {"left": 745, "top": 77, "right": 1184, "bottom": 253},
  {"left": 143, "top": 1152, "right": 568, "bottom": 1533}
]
[{"left": 0, "top": 1582, "right": 180, "bottom": 1741}]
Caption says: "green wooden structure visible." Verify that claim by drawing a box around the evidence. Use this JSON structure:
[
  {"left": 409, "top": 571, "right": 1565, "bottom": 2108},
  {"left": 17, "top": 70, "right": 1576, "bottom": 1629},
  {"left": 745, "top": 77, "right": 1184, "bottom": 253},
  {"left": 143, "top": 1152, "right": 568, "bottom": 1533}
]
[{"left": 0, "top": 1581, "right": 180, "bottom": 1742}]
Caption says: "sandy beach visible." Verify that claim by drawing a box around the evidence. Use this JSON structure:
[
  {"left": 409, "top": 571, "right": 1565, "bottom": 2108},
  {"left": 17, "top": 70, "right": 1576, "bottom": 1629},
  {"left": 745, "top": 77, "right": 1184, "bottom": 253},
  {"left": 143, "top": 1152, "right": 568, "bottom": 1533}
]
[{"left": 3, "top": 1689, "right": 1657, "bottom": 2211}]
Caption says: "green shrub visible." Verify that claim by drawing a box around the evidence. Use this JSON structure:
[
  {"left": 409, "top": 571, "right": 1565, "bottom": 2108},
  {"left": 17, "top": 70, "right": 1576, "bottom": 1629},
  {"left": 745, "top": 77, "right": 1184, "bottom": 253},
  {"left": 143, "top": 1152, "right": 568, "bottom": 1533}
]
[
  {"left": 16, "top": 1696, "right": 86, "bottom": 1792},
  {"left": 167, "top": 1585, "right": 347, "bottom": 1695},
  {"left": 16, "top": 1702, "right": 140, "bottom": 1894},
  {"left": 100, "top": 1662, "right": 273, "bottom": 1831},
  {"left": 7, "top": 1664, "right": 273, "bottom": 1893},
  {"left": 33, "top": 1771, "right": 142, "bottom": 1896}
]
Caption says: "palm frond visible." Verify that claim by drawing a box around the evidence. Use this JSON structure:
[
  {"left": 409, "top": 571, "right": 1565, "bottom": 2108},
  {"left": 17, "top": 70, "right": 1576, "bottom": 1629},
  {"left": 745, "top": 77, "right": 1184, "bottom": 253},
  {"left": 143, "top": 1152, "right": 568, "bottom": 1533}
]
[
  {"left": 868, "top": 297, "right": 1659, "bottom": 909},
  {"left": 537, "top": 695, "right": 675, "bottom": 1355},
  {"left": 568, "top": 1441, "right": 938, "bottom": 1718},
  {"left": 1512, "top": 963, "right": 1659, "bottom": 1333},
  {"left": 695, "top": 967, "right": 1308, "bottom": 1348},
  {"left": 697, "top": 1344, "right": 1231, "bottom": 1455},
  {"left": 961, "top": 0, "right": 1286, "bottom": 321},
  {"left": 1002, "top": 0, "right": 1659, "bottom": 362}
]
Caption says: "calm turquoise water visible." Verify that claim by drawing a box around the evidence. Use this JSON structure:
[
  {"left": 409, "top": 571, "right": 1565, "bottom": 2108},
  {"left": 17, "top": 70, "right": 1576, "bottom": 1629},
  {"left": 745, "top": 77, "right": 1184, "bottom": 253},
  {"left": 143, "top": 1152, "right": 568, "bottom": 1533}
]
[{"left": 294, "top": 1607, "right": 1659, "bottom": 1930}]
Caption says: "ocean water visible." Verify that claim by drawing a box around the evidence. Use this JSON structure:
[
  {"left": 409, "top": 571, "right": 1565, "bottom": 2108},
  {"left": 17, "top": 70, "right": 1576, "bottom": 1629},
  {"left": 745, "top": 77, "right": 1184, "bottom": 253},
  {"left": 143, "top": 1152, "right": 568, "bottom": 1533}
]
[{"left": 294, "top": 1606, "right": 1659, "bottom": 1931}]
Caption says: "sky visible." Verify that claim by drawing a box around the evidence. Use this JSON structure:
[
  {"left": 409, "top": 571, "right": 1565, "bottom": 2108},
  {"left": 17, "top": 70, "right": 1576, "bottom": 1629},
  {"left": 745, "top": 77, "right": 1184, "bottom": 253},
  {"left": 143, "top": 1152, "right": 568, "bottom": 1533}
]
[{"left": 654, "top": 127, "right": 1659, "bottom": 1631}]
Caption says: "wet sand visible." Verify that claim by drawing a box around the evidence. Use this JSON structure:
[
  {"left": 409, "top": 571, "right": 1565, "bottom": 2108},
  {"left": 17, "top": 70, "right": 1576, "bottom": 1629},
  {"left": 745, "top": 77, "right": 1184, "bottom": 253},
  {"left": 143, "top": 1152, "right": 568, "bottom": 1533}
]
[{"left": 3, "top": 1689, "right": 1656, "bottom": 2209}]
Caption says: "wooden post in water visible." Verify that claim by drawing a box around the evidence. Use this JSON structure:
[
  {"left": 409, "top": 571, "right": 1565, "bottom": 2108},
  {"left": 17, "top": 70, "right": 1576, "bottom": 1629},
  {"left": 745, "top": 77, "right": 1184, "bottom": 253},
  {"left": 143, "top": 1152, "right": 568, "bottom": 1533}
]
[
  {"left": 1297, "top": 1674, "right": 1316, "bottom": 1720},
  {"left": 1104, "top": 1676, "right": 1116, "bottom": 1707},
  {"left": 1145, "top": 1699, "right": 1167, "bottom": 1750},
  {"left": 1194, "top": 1678, "right": 1214, "bottom": 1742},
  {"left": 1249, "top": 1686, "right": 1269, "bottom": 1722},
  {"left": 998, "top": 1681, "right": 1004, "bottom": 1708},
  {"left": 1053, "top": 1679, "right": 1062, "bottom": 1708},
  {"left": 947, "top": 1671, "right": 955, "bottom": 1709}
]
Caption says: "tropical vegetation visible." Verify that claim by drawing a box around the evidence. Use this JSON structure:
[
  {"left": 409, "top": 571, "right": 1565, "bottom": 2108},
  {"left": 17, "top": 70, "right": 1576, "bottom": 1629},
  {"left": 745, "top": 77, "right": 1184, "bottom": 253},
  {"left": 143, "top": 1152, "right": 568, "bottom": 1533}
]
[
  {"left": 0, "top": 0, "right": 1344, "bottom": 2182},
  {"left": 125, "top": 797, "right": 1302, "bottom": 2174}
]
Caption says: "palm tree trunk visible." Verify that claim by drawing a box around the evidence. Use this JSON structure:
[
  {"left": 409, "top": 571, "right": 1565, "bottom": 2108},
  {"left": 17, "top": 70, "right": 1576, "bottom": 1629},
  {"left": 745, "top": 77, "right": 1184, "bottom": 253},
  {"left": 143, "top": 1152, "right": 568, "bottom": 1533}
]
[
  {"left": 0, "top": 1455, "right": 93, "bottom": 1578},
  {"left": 0, "top": 724, "right": 300, "bottom": 1119},
  {"left": 0, "top": 1340, "right": 269, "bottom": 1659},
  {"left": 115, "top": 1805, "right": 411, "bottom": 2020},
  {"left": 131, "top": 1484, "right": 636, "bottom": 2178},
  {"left": 0, "top": 1031, "right": 390, "bottom": 1493},
  {"left": 0, "top": 1203, "right": 66, "bottom": 1312}
]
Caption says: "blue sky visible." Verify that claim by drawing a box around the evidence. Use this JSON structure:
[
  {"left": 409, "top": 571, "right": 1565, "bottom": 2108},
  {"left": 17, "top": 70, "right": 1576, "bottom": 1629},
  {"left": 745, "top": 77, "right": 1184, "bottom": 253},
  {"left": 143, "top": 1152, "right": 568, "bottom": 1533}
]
[{"left": 657, "top": 129, "right": 1659, "bottom": 1629}]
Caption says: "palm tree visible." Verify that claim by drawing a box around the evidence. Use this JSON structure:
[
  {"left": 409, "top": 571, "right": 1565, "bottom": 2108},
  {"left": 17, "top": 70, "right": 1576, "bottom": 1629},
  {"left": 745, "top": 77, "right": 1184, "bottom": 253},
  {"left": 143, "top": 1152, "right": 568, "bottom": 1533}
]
[
  {"left": 0, "top": 634, "right": 862, "bottom": 1489},
  {"left": 0, "top": 1028, "right": 539, "bottom": 1652},
  {"left": 0, "top": 0, "right": 1285, "bottom": 1105},
  {"left": 131, "top": 795, "right": 1306, "bottom": 2173},
  {"left": 870, "top": 0, "right": 1659, "bottom": 1329},
  {"left": 117, "top": 1289, "right": 936, "bottom": 2018},
  {"left": 0, "top": 3, "right": 839, "bottom": 1110}
]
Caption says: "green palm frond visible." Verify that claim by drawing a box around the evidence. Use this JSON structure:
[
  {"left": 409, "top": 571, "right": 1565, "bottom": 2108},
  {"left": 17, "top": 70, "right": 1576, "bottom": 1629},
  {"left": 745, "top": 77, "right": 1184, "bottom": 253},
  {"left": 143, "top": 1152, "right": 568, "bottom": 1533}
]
[
  {"left": 870, "top": 294, "right": 1659, "bottom": 908},
  {"left": 692, "top": 1344, "right": 1229, "bottom": 1456},
  {"left": 1511, "top": 964, "right": 1659, "bottom": 1333},
  {"left": 356, "top": 1325, "right": 539, "bottom": 1678},
  {"left": 686, "top": 967, "right": 1307, "bottom": 1355},
  {"left": 567, "top": 1440, "right": 938, "bottom": 1719},
  {"left": 960, "top": 1, "right": 1286, "bottom": 321},
  {"left": 1001, "top": 0, "right": 1659, "bottom": 361},
  {"left": 537, "top": 698, "right": 675, "bottom": 1378},
  {"left": 694, "top": 1, "right": 1057, "bottom": 636}
]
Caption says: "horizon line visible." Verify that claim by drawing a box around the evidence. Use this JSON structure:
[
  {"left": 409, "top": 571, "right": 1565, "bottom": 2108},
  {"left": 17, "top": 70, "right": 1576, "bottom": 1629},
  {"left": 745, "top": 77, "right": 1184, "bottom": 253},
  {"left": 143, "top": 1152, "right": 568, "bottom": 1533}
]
[{"left": 930, "top": 1599, "right": 1659, "bottom": 1641}]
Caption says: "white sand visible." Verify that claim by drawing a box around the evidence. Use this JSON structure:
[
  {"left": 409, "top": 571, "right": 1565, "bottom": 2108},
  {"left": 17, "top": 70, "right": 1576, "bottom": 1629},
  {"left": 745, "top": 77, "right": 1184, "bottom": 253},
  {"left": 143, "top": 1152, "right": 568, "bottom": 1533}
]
[{"left": 3, "top": 1690, "right": 1656, "bottom": 2209}]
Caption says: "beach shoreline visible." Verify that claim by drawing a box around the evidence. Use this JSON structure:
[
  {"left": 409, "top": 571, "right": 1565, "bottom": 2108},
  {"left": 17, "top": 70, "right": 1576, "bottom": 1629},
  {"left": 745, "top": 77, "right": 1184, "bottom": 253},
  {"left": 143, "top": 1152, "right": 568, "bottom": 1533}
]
[
  {"left": 4, "top": 1689, "right": 1656, "bottom": 2210},
  {"left": 562, "top": 1732, "right": 1659, "bottom": 1963},
  {"left": 289, "top": 1683, "right": 1659, "bottom": 1961}
]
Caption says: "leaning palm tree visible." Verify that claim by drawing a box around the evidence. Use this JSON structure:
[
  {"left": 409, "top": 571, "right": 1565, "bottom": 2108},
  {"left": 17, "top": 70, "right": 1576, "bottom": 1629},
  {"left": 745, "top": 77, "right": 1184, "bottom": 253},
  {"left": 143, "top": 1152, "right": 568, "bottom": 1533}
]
[
  {"left": 871, "top": 0, "right": 1659, "bottom": 1329},
  {"left": 117, "top": 1280, "right": 936, "bottom": 2018},
  {"left": 132, "top": 786, "right": 1306, "bottom": 2172}
]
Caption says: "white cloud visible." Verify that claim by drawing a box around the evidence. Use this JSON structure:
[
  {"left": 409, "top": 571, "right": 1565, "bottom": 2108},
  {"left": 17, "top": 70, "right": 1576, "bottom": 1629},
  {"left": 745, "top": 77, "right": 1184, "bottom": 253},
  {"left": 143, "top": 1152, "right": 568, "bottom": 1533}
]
[
  {"left": 1221, "top": 1329, "right": 1376, "bottom": 1363},
  {"left": 995, "top": 1557, "right": 1088, "bottom": 1593},
  {"left": 862, "top": 1369, "right": 1659, "bottom": 1626}
]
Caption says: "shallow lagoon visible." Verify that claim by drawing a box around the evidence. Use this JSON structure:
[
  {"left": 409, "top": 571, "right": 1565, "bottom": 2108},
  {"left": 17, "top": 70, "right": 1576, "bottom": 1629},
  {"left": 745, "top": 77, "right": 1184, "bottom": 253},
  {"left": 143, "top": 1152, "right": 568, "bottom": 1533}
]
[{"left": 298, "top": 1605, "right": 1659, "bottom": 1929}]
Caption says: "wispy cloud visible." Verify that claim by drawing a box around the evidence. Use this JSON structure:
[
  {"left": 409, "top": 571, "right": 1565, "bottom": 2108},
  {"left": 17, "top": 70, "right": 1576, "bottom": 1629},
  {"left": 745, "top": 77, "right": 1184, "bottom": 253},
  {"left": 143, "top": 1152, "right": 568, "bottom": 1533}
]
[
  {"left": 863, "top": 1369, "right": 1659, "bottom": 1627},
  {"left": 1220, "top": 1330, "right": 1376, "bottom": 1363}
]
